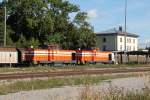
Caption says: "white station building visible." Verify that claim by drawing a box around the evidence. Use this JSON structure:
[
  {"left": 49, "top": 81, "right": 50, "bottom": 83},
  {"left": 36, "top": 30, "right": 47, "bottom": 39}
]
[{"left": 96, "top": 27, "right": 139, "bottom": 51}]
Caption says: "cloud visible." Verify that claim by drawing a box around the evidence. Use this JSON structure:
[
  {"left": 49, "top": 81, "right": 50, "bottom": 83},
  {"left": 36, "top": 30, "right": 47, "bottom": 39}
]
[{"left": 87, "top": 9, "right": 99, "bottom": 19}]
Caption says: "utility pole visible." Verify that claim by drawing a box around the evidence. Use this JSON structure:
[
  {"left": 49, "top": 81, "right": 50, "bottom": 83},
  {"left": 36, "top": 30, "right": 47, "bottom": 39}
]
[
  {"left": 124, "top": 0, "right": 127, "bottom": 51},
  {"left": 4, "top": 0, "right": 7, "bottom": 46},
  {"left": 124, "top": 0, "right": 127, "bottom": 63}
]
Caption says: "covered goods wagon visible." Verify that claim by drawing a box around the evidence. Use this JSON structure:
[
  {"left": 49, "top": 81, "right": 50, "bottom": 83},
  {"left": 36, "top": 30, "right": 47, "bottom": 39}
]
[{"left": 0, "top": 47, "right": 19, "bottom": 64}]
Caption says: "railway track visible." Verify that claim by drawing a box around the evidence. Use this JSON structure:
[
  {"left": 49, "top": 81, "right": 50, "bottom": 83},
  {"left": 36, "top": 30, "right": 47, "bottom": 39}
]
[{"left": 0, "top": 67, "right": 150, "bottom": 80}]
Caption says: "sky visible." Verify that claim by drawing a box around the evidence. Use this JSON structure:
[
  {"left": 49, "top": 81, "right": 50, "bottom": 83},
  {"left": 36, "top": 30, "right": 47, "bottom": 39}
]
[
  {"left": 69, "top": 0, "right": 150, "bottom": 46},
  {"left": 0, "top": 0, "right": 150, "bottom": 46}
]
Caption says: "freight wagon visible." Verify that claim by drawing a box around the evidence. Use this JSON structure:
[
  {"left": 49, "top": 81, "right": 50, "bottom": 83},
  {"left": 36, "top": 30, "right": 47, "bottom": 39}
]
[{"left": 0, "top": 47, "right": 21, "bottom": 66}]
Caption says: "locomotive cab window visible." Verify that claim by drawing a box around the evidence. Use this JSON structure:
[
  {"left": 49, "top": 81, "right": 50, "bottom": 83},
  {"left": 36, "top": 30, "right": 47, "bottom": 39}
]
[
  {"left": 108, "top": 54, "right": 112, "bottom": 60},
  {"left": 72, "top": 53, "right": 76, "bottom": 60}
]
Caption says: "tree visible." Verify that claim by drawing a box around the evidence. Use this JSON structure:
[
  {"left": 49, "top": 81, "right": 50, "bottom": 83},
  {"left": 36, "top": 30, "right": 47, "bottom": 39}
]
[
  {"left": 7, "top": 0, "right": 53, "bottom": 43},
  {"left": 0, "top": 0, "right": 97, "bottom": 49},
  {"left": 71, "top": 12, "right": 96, "bottom": 49},
  {"left": 0, "top": 3, "right": 4, "bottom": 46},
  {"left": 0, "top": 2, "right": 15, "bottom": 46}
]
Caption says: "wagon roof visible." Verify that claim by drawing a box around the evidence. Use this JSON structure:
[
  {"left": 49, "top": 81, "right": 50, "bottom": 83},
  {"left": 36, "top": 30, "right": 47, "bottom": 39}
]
[{"left": 0, "top": 47, "right": 17, "bottom": 51}]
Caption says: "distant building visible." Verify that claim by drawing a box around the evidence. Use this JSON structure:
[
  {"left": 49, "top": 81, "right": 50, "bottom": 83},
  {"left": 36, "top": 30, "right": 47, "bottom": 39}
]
[{"left": 96, "top": 27, "right": 139, "bottom": 51}]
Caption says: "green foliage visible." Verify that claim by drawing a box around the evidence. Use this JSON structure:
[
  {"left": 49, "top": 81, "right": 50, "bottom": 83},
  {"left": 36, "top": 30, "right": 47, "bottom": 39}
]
[
  {"left": 0, "top": 2, "right": 16, "bottom": 46},
  {"left": 0, "top": 23, "right": 4, "bottom": 45},
  {"left": 0, "top": 4, "right": 4, "bottom": 46},
  {"left": 0, "top": 0, "right": 96, "bottom": 49},
  {"left": 47, "top": 33, "right": 63, "bottom": 45},
  {"left": 15, "top": 35, "right": 39, "bottom": 48}
]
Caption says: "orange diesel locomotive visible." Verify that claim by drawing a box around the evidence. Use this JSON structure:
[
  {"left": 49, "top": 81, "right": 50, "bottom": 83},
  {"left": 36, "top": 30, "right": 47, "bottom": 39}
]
[
  {"left": 23, "top": 48, "right": 114, "bottom": 65},
  {"left": 23, "top": 49, "right": 76, "bottom": 64},
  {"left": 76, "top": 49, "right": 114, "bottom": 64}
]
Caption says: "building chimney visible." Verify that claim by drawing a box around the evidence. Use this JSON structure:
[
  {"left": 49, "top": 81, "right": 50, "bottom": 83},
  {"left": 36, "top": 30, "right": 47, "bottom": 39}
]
[{"left": 119, "top": 26, "right": 122, "bottom": 32}]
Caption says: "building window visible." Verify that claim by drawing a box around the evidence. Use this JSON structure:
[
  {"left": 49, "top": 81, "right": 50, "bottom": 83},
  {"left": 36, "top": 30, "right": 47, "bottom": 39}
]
[
  {"left": 129, "top": 39, "right": 131, "bottom": 43},
  {"left": 120, "top": 38, "right": 122, "bottom": 42},
  {"left": 129, "top": 46, "right": 131, "bottom": 51},
  {"left": 127, "top": 38, "right": 129, "bottom": 43},
  {"left": 127, "top": 38, "right": 131, "bottom": 43},
  {"left": 127, "top": 38, "right": 130, "bottom": 43},
  {"left": 103, "top": 37, "right": 106, "bottom": 43},
  {"left": 103, "top": 45, "right": 106, "bottom": 51},
  {"left": 133, "top": 39, "right": 135, "bottom": 44},
  {"left": 133, "top": 46, "right": 135, "bottom": 51},
  {"left": 127, "top": 46, "right": 131, "bottom": 51},
  {"left": 120, "top": 45, "right": 122, "bottom": 51},
  {"left": 127, "top": 46, "right": 129, "bottom": 51}
]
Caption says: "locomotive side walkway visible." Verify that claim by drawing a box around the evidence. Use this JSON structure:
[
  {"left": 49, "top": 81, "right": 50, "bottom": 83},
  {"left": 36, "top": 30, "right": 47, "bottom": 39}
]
[{"left": 0, "top": 67, "right": 150, "bottom": 80}]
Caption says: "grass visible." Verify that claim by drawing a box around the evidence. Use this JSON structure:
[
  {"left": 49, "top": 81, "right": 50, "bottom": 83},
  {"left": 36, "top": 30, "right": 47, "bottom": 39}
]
[
  {"left": 0, "top": 63, "right": 150, "bottom": 74},
  {"left": 0, "top": 73, "right": 141, "bottom": 95},
  {"left": 79, "top": 76, "right": 150, "bottom": 100},
  {"left": 79, "top": 86, "right": 150, "bottom": 100}
]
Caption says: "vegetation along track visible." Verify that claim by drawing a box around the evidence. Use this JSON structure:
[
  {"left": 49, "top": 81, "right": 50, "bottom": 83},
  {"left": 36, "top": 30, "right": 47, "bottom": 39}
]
[{"left": 0, "top": 67, "right": 150, "bottom": 80}]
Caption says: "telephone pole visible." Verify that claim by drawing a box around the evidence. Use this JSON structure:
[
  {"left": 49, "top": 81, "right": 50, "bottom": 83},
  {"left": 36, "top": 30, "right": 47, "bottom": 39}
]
[
  {"left": 4, "top": 0, "right": 7, "bottom": 46},
  {"left": 124, "top": 0, "right": 127, "bottom": 52},
  {"left": 124, "top": 0, "right": 127, "bottom": 63}
]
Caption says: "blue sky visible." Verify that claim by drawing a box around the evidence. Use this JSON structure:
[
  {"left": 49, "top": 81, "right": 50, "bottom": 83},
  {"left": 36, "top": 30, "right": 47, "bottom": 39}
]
[
  {"left": 0, "top": 0, "right": 149, "bottom": 45},
  {"left": 69, "top": 0, "right": 150, "bottom": 45}
]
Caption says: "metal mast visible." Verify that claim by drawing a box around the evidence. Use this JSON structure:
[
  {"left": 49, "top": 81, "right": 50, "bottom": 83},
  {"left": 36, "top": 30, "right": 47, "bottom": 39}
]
[
  {"left": 124, "top": 0, "right": 127, "bottom": 63},
  {"left": 4, "top": 0, "right": 7, "bottom": 46},
  {"left": 124, "top": 0, "right": 127, "bottom": 52}
]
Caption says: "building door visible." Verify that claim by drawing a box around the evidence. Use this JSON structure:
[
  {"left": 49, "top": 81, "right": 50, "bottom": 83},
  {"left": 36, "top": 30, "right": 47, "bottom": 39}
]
[{"left": 103, "top": 45, "right": 106, "bottom": 51}]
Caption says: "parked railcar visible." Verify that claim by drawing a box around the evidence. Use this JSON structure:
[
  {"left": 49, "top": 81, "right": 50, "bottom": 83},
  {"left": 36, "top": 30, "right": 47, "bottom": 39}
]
[
  {"left": 76, "top": 49, "right": 114, "bottom": 64},
  {"left": 0, "top": 47, "right": 20, "bottom": 65},
  {"left": 23, "top": 48, "right": 76, "bottom": 65},
  {"left": 94, "top": 51, "right": 115, "bottom": 64}
]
